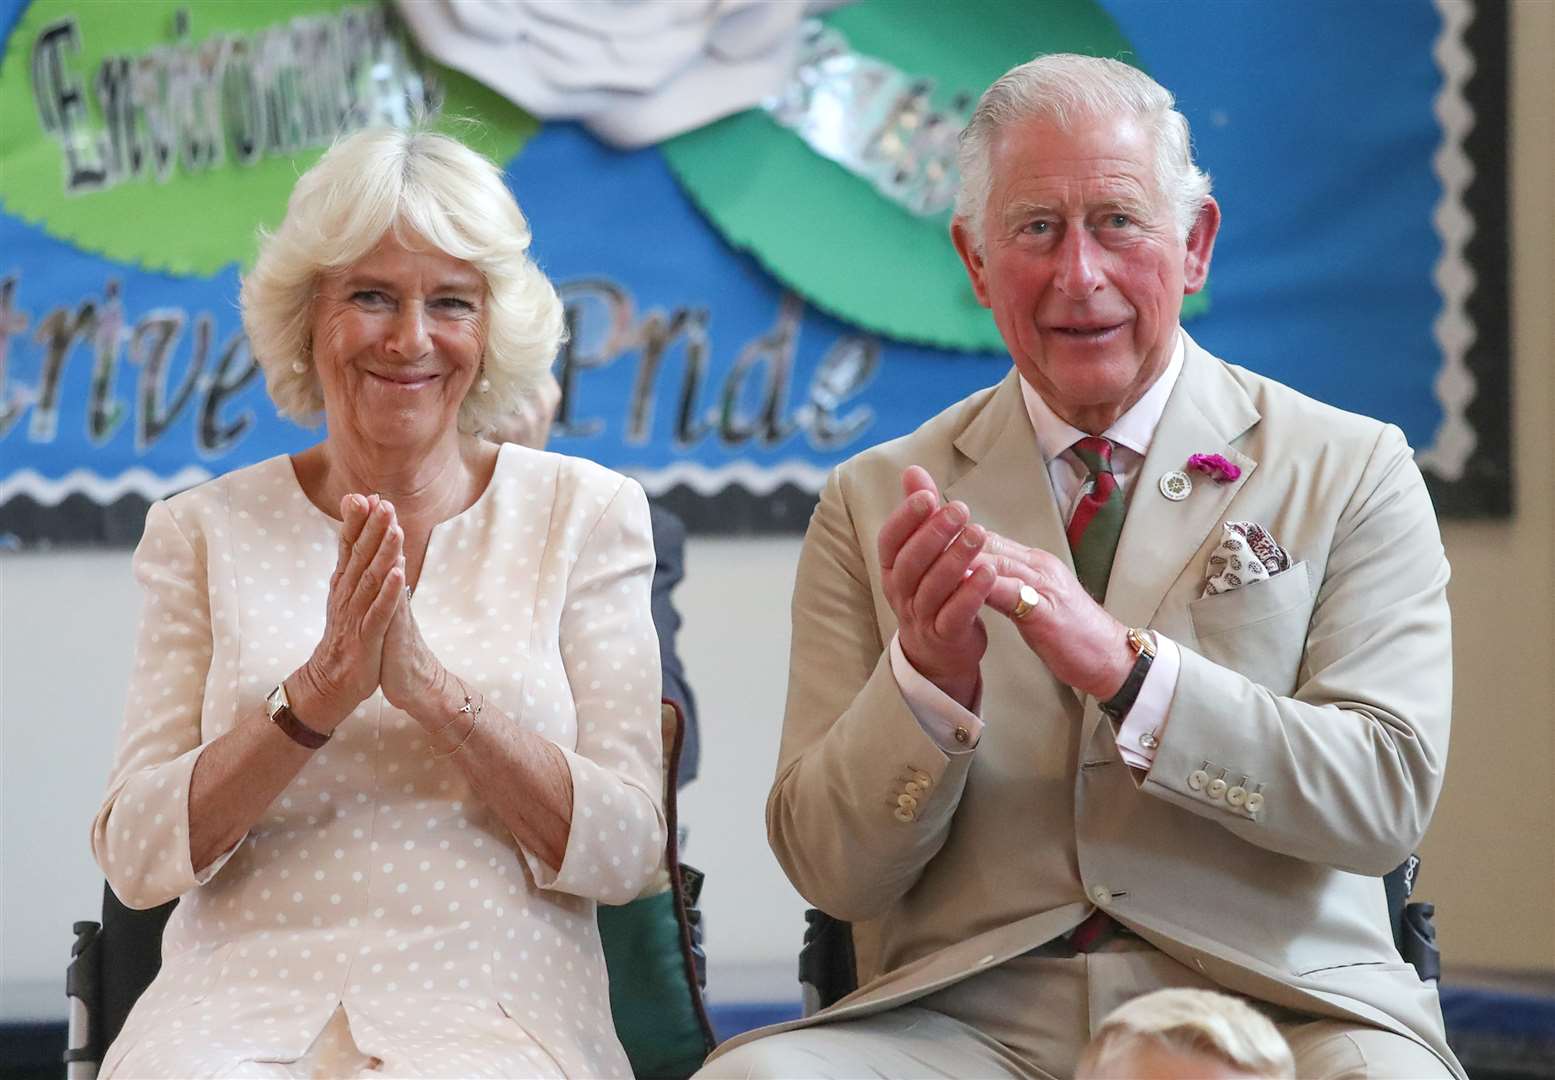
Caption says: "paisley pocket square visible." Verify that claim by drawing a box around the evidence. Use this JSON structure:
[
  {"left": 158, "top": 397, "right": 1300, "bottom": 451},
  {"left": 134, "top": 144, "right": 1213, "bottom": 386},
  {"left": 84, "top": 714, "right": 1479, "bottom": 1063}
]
[{"left": 1203, "top": 521, "right": 1291, "bottom": 597}]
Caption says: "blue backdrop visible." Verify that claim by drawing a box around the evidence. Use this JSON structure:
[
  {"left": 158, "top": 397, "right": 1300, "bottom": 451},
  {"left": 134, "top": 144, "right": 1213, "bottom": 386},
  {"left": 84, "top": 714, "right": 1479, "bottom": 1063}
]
[{"left": 0, "top": 0, "right": 1509, "bottom": 543}]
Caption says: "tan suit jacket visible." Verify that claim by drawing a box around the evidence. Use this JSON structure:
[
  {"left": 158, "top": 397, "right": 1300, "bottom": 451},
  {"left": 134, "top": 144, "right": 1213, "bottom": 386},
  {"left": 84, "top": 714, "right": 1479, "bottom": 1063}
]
[{"left": 733, "top": 337, "right": 1458, "bottom": 1074}]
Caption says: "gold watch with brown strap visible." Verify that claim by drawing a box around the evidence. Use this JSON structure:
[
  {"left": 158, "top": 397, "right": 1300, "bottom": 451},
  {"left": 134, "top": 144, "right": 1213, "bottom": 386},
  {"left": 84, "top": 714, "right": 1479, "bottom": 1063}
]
[
  {"left": 1099, "top": 627, "right": 1157, "bottom": 721},
  {"left": 265, "top": 681, "right": 331, "bottom": 750}
]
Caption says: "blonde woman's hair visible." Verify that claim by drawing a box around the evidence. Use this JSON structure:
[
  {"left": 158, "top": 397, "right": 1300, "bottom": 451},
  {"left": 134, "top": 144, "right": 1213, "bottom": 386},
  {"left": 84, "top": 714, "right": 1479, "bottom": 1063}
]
[
  {"left": 1076, "top": 988, "right": 1296, "bottom": 1079},
  {"left": 241, "top": 127, "right": 564, "bottom": 434}
]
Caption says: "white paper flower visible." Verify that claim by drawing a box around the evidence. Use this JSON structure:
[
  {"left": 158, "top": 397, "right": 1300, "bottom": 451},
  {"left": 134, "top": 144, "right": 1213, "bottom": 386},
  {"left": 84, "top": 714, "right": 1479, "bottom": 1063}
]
[{"left": 395, "top": 0, "right": 846, "bottom": 148}]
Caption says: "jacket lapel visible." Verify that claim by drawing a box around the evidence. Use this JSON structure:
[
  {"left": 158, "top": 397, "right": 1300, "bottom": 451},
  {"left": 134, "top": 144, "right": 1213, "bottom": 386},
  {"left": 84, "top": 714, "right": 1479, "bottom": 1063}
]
[
  {"left": 1105, "top": 337, "right": 1261, "bottom": 636},
  {"left": 1076, "top": 338, "right": 1258, "bottom": 747},
  {"left": 944, "top": 370, "right": 1079, "bottom": 704},
  {"left": 943, "top": 371, "right": 1074, "bottom": 579}
]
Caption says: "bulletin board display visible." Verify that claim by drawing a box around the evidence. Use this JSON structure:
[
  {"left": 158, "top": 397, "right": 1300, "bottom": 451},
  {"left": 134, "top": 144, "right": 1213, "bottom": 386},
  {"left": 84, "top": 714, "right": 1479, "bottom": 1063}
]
[{"left": 0, "top": 0, "right": 1510, "bottom": 545}]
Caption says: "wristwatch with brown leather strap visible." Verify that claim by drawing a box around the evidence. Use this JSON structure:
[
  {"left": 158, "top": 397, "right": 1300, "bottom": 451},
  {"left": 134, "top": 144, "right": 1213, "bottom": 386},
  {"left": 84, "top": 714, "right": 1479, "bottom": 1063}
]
[{"left": 265, "top": 681, "right": 331, "bottom": 750}]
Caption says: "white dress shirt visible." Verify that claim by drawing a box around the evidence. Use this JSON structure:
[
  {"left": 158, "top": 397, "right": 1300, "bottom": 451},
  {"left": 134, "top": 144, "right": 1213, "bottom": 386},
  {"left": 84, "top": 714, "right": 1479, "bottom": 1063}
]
[{"left": 890, "top": 334, "right": 1185, "bottom": 770}]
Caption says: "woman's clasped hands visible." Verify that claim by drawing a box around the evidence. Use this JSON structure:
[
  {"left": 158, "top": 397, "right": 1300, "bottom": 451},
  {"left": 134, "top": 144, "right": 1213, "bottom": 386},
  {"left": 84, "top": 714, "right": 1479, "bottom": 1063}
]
[{"left": 289, "top": 494, "right": 451, "bottom": 735}]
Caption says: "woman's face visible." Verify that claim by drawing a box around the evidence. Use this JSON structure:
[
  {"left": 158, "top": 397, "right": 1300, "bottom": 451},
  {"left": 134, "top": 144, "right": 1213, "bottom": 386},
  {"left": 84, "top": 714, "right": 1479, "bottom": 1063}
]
[{"left": 309, "top": 232, "right": 487, "bottom": 452}]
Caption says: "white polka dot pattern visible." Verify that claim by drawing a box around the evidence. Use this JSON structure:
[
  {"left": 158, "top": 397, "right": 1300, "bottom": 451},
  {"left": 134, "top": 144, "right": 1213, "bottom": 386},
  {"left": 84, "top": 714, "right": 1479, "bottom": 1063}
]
[{"left": 93, "top": 445, "right": 664, "bottom": 1079}]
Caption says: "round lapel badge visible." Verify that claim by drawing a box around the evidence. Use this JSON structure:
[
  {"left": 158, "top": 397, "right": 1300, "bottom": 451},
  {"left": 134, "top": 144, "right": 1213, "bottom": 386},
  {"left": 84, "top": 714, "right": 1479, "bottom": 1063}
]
[{"left": 1159, "top": 470, "right": 1192, "bottom": 501}]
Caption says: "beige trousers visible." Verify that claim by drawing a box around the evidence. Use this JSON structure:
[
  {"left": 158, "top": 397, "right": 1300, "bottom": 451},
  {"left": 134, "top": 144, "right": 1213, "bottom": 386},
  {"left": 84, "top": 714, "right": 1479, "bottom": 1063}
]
[{"left": 699, "top": 939, "right": 1454, "bottom": 1080}]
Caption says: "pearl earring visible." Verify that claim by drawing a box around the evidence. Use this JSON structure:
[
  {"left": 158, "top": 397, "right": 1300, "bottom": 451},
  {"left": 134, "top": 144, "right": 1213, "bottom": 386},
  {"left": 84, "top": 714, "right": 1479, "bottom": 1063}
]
[
  {"left": 477, "top": 377, "right": 491, "bottom": 394},
  {"left": 291, "top": 360, "right": 307, "bottom": 374}
]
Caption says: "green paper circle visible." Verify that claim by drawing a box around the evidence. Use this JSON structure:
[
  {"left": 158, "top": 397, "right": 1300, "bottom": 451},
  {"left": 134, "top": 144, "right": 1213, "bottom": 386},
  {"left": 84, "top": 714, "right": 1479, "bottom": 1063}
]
[
  {"left": 0, "top": 0, "right": 537, "bottom": 277},
  {"left": 661, "top": 0, "right": 1207, "bottom": 352}
]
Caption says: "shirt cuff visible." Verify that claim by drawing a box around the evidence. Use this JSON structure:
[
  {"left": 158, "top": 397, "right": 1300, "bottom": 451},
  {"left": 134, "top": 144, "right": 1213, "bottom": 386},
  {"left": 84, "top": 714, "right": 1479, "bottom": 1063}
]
[
  {"left": 888, "top": 633, "right": 983, "bottom": 754},
  {"left": 1115, "top": 634, "right": 1181, "bottom": 770}
]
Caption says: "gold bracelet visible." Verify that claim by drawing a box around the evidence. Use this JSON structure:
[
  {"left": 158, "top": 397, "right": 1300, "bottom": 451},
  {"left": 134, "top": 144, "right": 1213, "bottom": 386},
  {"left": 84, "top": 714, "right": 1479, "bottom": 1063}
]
[
  {"left": 428, "top": 676, "right": 476, "bottom": 737},
  {"left": 433, "top": 683, "right": 484, "bottom": 758}
]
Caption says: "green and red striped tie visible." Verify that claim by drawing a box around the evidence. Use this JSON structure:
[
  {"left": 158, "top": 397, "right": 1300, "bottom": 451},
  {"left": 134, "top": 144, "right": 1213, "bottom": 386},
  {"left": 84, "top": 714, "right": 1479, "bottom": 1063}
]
[
  {"left": 1065, "top": 435, "right": 1130, "bottom": 952},
  {"left": 1066, "top": 436, "right": 1125, "bottom": 603}
]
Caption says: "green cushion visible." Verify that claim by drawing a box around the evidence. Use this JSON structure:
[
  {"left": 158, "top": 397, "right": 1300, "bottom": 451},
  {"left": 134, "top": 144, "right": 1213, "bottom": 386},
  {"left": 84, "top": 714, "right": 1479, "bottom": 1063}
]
[{"left": 599, "top": 889, "right": 711, "bottom": 1079}]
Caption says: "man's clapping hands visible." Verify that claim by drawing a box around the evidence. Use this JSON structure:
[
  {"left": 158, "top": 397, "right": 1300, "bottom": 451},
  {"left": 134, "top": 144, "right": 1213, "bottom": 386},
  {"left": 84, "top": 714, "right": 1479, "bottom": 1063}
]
[{"left": 878, "top": 466, "right": 1134, "bottom": 708}]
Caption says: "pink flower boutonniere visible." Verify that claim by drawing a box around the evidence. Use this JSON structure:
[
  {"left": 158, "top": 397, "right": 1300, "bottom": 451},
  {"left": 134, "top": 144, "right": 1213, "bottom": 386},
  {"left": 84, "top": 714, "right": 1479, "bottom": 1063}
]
[{"left": 1188, "top": 453, "right": 1242, "bottom": 483}]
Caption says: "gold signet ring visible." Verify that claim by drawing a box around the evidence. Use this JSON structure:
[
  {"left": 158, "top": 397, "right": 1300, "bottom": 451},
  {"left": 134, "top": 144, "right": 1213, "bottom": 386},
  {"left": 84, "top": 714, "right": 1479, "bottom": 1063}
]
[{"left": 1012, "top": 584, "right": 1040, "bottom": 620}]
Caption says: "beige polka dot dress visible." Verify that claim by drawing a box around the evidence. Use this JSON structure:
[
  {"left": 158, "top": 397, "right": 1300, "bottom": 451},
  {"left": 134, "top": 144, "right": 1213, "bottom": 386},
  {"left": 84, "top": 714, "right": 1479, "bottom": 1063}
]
[{"left": 91, "top": 444, "right": 665, "bottom": 1078}]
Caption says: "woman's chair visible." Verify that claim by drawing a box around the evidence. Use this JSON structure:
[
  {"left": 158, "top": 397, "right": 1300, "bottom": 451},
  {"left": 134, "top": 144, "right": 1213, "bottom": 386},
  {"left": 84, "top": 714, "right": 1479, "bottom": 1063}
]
[{"left": 65, "top": 701, "right": 713, "bottom": 1079}]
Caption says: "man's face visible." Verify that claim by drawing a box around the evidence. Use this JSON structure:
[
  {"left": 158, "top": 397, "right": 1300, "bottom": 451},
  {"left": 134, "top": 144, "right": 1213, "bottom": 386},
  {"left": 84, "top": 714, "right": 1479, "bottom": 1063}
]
[{"left": 952, "top": 111, "right": 1218, "bottom": 431}]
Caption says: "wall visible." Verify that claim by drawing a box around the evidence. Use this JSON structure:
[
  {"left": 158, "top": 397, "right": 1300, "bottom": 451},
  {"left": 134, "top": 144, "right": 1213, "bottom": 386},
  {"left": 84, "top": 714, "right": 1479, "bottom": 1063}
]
[
  {"left": 1, "top": 549, "right": 139, "bottom": 1017},
  {"left": 1418, "top": 0, "right": 1555, "bottom": 974},
  {"left": 3, "top": 1, "right": 1552, "bottom": 1021}
]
